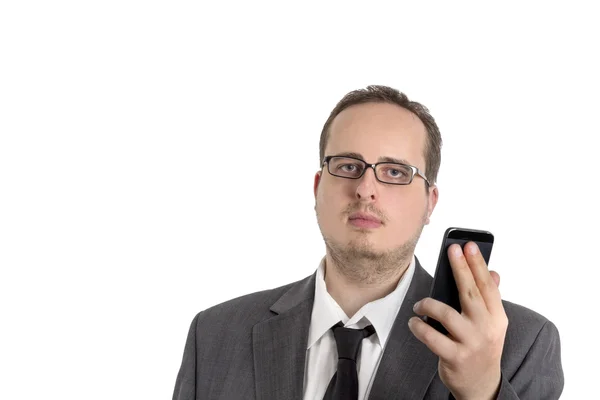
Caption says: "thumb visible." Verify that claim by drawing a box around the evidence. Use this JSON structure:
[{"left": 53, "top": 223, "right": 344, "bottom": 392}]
[{"left": 490, "top": 271, "right": 501, "bottom": 287}]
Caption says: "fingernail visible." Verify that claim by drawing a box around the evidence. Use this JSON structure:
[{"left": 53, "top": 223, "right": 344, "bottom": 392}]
[
  {"left": 468, "top": 242, "right": 478, "bottom": 255},
  {"left": 413, "top": 301, "right": 421, "bottom": 312},
  {"left": 452, "top": 244, "right": 463, "bottom": 257}
]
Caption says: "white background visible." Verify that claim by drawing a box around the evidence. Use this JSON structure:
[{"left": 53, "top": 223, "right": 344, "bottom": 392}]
[{"left": 1, "top": 1, "right": 598, "bottom": 399}]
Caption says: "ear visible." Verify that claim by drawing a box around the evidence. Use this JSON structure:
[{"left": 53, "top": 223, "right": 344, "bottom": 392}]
[
  {"left": 313, "top": 171, "right": 322, "bottom": 199},
  {"left": 424, "top": 184, "right": 439, "bottom": 225}
]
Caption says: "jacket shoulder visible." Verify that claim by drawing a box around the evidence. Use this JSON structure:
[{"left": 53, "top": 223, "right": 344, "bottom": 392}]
[
  {"left": 502, "top": 299, "right": 549, "bottom": 329},
  {"left": 498, "top": 300, "right": 564, "bottom": 396},
  {"left": 193, "top": 275, "right": 311, "bottom": 327},
  {"left": 501, "top": 299, "right": 556, "bottom": 351},
  {"left": 500, "top": 299, "right": 561, "bottom": 370}
]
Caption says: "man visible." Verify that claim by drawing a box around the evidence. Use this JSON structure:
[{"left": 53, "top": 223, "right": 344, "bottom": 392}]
[{"left": 172, "top": 85, "right": 564, "bottom": 399}]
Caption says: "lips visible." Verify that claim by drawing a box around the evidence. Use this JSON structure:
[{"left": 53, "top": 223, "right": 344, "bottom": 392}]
[{"left": 348, "top": 212, "right": 383, "bottom": 228}]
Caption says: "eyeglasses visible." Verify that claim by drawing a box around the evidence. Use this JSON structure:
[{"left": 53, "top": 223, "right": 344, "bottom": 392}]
[{"left": 322, "top": 155, "right": 430, "bottom": 186}]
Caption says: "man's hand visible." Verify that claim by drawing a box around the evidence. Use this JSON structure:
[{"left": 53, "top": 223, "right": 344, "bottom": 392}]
[{"left": 408, "top": 242, "right": 508, "bottom": 400}]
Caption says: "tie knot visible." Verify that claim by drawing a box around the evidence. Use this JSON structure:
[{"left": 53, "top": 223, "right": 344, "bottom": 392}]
[{"left": 331, "top": 323, "right": 376, "bottom": 362}]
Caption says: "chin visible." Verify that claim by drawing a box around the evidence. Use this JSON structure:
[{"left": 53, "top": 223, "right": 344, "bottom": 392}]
[{"left": 346, "top": 235, "right": 382, "bottom": 251}]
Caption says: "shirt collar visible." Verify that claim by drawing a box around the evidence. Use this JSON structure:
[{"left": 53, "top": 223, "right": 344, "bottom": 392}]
[{"left": 307, "top": 255, "right": 416, "bottom": 350}]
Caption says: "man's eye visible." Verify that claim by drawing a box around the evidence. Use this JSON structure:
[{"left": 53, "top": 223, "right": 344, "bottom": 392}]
[{"left": 387, "top": 168, "right": 405, "bottom": 177}]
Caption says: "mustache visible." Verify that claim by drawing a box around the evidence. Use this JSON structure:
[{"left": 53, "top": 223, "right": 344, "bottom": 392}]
[{"left": 344, "top": 203, "right": 388, "bottom": 223}]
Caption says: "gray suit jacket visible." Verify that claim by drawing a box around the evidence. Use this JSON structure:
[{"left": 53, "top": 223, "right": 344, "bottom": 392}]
[{"left": 173, "top": 258, "right": 564, "bottom": 399}]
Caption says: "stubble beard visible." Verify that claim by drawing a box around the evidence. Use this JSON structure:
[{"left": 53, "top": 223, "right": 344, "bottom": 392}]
[{"left": 319, "top": 213, "right": 427, "bottom": 285}]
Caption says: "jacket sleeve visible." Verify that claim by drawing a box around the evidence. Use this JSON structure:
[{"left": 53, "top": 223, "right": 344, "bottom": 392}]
[
  {"left": 495, "top": 320, "right": 564, "bottom": 400},
  {"left": 172, "top": 313, "right": 200, "bottom": 400}
]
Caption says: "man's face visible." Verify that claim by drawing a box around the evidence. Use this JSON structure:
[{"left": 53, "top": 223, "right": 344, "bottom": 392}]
[{"left": 314, "top": 102, "right": 438, "bottom": 261}]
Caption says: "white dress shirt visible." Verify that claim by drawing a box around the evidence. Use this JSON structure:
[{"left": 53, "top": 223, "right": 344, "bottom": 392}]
[{"left": 302, "top": 256, "right": 416, "bottom": 400}]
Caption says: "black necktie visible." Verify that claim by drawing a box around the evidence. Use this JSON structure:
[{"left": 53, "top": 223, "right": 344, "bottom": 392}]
[{"left": 323, "top": 322, "right": 376, "bottom": 400}]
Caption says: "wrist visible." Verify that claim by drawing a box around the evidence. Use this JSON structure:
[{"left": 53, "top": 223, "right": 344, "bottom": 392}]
[{"left": 454, "top": 370, "right": 502, "bottom": 400}]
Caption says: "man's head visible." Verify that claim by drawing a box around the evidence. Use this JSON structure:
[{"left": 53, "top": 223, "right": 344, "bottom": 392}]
[{"left": 314, "top": 85, "right": 442, "bottom": 282}]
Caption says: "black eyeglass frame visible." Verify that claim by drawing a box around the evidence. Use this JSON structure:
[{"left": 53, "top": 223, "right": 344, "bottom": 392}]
[{"left": 322, "top": 155, "right": 430, "bottom": 187}]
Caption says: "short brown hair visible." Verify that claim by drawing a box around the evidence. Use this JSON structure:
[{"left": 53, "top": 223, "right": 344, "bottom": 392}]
[{"left": 319, "top": 85, "right": 442, "bottom": 186}]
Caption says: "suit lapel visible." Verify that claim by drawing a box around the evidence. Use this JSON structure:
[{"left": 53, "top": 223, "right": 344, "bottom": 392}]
[
  {"left": 252, "top": 274, "right": 315, "bottom": 400},
  {"left": 368, "top": 259, "right": 440, "bottom": 400},
  {"left": 252, "top": 258, "right": 441, "bottom": 400}
]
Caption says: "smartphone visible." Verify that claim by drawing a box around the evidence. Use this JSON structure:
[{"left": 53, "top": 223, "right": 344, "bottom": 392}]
[{"left": 424, "top": 227, "right": 494, "bottom": 335}]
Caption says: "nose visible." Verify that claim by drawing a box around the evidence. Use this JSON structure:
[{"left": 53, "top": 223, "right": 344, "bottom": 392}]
[{"left": 355, "top": 167, "right": 378, "bottom": 201}]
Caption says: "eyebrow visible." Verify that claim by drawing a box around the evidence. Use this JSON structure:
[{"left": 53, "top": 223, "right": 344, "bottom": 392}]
[{"left": 332, "top": 151, "right": 413, "bottom": 166}]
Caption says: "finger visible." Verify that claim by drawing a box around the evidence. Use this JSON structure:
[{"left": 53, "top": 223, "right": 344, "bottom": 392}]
[
  {"left": 490, "top": 271, "right": 500, "bottom": 287},
  {"left": 463, "top": 242, "right": 503, "bottom": 315},
  {"left": 447, "top": 244, "right": 487, "bottom": 316},
  {"left": 413, "top": 297, "right": 469, "bottom": 341},
  {"left": 408, "top": 316, "right": 458, "bottom": 361}
]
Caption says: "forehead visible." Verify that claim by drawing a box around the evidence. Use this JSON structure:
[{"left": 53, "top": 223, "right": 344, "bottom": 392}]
[{"left": 326, "top": 102, "right": 427, "bottom": 168}]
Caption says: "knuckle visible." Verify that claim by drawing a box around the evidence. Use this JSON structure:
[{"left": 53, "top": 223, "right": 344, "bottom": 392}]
[
  {"left": 423, "top": 328, "right": 438, "bottom": 345},
  {"left": 455, "top": 348, "right": 470, "bottom": 365},
  {"left": 484, "top": 329, "right": 497, "bottom": 343},
  {"left": 484, "top": 320, "right": 508, "bottom": 344},
  {"left": 466, "top": 287, "right": 481, "bottom": 301},
  {"left": 441, "top": 306, "right": 455, "bottom": 323},
  {"left": 481, "top": 279, "right": 496, "bottom": 292}
]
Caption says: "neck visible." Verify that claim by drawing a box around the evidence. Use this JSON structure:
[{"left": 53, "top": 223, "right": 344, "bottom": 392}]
[{"left": 323, "top": 253, "right": 412, "bottom": 318}]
